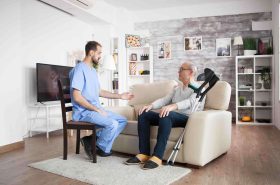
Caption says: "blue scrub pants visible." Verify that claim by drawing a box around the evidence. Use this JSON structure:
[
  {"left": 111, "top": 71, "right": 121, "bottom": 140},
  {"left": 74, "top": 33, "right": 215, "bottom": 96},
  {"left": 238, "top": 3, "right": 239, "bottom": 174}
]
[{"left": 79, "top": 110, "right": 127, "bottom": 153}]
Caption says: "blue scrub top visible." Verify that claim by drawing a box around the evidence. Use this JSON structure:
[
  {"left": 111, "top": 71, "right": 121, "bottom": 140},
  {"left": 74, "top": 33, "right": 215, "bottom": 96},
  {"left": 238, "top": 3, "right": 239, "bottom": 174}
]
[{"left": 69, "top": 62, "right": 102, "bottom": 121}]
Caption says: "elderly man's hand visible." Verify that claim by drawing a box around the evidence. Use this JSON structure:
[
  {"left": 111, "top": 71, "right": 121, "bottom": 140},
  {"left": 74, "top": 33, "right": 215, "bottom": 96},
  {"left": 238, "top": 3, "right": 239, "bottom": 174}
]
[
  {"left": 139, "top": 104, "right": 153, "bottom": 115},
  {"left": 159, "top": 104, "right": 178, "bottom": 118}
]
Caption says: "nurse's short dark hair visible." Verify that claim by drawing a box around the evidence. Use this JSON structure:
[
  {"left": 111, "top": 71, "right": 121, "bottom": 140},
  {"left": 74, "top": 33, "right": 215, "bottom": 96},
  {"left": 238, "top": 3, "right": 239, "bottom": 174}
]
[{"left": 85, "top": 41, "right": 102, "bottom": 56}]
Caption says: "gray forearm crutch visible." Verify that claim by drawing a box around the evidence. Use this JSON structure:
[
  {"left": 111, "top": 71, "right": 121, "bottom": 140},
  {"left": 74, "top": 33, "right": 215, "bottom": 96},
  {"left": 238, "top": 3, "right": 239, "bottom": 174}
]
[{"left": 166, "top": 68, "right": 220, "bottom": 166}]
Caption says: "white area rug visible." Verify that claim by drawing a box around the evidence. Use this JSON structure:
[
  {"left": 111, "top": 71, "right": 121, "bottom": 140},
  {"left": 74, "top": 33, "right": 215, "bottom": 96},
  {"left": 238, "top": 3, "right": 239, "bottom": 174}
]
[{"left": 29, "top": 154, "right": 191, "bottom": 185}]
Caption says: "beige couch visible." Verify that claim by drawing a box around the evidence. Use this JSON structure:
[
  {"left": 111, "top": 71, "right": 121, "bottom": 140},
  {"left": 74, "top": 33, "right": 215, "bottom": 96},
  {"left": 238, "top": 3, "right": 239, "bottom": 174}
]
[{"left": 107, "top": 80, "right": 232, "bottom": 167}]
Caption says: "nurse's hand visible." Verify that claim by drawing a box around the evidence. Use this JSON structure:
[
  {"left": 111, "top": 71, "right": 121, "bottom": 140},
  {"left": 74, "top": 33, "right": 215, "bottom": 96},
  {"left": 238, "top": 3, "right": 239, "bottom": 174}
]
[
  {"left": 97, "top": 109, "right": 108, "bottom": 117},
  {"left": 120, "top": 92, "right": 134, "bottom": 100}
]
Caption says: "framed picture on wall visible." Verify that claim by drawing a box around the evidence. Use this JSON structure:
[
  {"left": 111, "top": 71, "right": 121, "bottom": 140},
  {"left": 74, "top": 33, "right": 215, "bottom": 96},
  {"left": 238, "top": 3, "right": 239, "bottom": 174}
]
[
  {"left": 158, "top": 41, "right": 172, "bottom": 59},
  {"left": 216, "top": 38, "right": 231, "bottom": 57},
  {"left": 125, "top": 34, "right": 141, "bottom": 48},
  {"left": 184, "top": 36, "right": 202, "bottom": 51}
]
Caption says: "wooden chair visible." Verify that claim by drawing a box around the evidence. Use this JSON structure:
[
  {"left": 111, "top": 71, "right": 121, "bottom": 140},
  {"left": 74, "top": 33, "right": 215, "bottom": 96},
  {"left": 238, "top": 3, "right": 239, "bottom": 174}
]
[{"left": 58, "top": 79, "right": 97, "bottom": 163}]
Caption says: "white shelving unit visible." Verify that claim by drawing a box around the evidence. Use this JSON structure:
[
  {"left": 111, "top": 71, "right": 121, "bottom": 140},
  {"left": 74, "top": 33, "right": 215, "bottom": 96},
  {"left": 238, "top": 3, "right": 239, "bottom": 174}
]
[
  {"left": 126, "top": 46, "right": 153, "bottom": 88},
  {"left": 235, "top": 55, "right": 274, "bottom": 125}
]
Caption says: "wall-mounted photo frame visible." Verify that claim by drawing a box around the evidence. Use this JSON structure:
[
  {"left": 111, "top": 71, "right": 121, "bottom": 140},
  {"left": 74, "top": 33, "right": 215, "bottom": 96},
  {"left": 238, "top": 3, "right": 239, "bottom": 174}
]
[
  {"left": 125, "top": 34, "right": 141, "bottom": 48},
  {"left": 216, "top": 38, "right": 231, "bottom": 57},
  {"left": 158, "top": 41, "right": 172, "bottom": 59},
  {"left": 130, "top": 53, "right": 137, "bottom": 61},
  {"left": 184, "top": 36, "right": 202, "bottom": 51}
]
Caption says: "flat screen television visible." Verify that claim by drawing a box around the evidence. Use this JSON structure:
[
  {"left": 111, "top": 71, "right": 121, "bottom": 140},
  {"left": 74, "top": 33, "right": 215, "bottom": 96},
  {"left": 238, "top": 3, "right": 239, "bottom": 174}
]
[{"left": 36, "top": 63, "right": 73, "bottom": 102}]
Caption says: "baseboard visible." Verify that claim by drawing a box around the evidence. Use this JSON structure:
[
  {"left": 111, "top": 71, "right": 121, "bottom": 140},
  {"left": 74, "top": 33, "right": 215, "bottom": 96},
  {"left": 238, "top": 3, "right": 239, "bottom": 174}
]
[{"left": 0, "top": 140, "right": 25, "bottom": 154}]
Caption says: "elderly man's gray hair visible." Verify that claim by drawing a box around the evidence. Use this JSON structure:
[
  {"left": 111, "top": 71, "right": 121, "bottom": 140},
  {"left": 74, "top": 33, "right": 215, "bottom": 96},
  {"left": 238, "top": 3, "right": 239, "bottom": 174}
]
[{"left": 182, "top": 61, "right": 197, "bottom": 76}]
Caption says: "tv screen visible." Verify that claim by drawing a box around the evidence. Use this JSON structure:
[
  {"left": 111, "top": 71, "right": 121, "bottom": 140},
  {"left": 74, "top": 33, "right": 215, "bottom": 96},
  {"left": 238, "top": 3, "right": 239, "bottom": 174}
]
[{"left": 36, "top": 63, "right": 73, "bottom": 102}]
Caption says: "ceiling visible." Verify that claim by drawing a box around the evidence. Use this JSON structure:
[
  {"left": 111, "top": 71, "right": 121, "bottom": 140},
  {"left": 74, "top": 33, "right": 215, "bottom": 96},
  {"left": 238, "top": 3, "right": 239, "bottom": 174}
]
[{"left": 102, "top": 0, "right": 244, "bottom": 11}]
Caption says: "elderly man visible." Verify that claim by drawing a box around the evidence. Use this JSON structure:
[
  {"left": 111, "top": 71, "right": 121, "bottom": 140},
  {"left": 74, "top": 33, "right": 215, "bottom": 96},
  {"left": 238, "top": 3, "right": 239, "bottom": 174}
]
[{"left": 125, "top": 61, "right": 205, "bottom": 169}]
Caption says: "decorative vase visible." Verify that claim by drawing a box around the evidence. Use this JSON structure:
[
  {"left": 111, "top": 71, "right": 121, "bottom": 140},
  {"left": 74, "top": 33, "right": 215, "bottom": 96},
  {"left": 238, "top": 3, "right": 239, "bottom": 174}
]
[
  {"left": 255, "top": 83, "right": 262, "bottom": 89},
  {"left": 246, "top": 100, "right": 252, "bottom": 106},
  {"left": 244, "top": 50, "right": 257, "bottom": 56},
  {"left": 263, "top": 82, "right": 271, "bottom": 89},
  {"left": 239, "top": 96, "right": 246, "bottom": 106}
]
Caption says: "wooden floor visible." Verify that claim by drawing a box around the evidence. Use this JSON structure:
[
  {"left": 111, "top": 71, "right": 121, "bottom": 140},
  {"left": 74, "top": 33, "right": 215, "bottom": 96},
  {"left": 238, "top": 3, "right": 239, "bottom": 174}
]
[{"left": 0, "top": 125, "right": 280, "bottom": 185}]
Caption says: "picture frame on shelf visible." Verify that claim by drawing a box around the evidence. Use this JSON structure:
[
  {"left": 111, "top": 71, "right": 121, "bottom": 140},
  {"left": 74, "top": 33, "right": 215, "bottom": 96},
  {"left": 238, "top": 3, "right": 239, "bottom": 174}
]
[
  {"left": 157, "top": 41, "right": 172, "bottom": 59},
  {"left": 184, "top": 36, "right": 202, "bottom": 51},
  {"left": 216, "top": 38, "right": 231, "bottom": 57},
  {"left": 257, "top": 37, "right": 273, "bottom": 55},
  {"left": 130, "top": 53, "right": 137, "bottom": 61}
]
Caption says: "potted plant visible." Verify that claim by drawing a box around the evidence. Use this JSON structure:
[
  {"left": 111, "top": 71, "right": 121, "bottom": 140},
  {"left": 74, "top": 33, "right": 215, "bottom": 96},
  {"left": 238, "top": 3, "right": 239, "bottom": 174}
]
[
  {"left": 239, "top": 96, "right": 246, "bottom": 106},
  {"left": 260, "top": 67, "right": 271, "bottom": 89},
  {"left": 243, "top": 38, "right": 257, "bottom": 56}
]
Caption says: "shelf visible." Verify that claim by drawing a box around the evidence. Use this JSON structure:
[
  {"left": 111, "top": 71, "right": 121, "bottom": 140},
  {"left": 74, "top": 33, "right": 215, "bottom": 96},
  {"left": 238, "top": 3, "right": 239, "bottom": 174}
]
[
  {"left": 29, "top": 103, "right": 60, "bottom": 108},
  {"left": 238, "top": 89, "right": 254, "bottom": 91},
  {"left": 238, "top": 73, "right": 254, "bottom": 75},
  {"left": 29, "top": 115, "right": 61, "bottom": 120},
  {"left": 236, "top": 55, "right": 274, "bottom": 126},
  {"left": 237, "top": 121, "right": 273, "bottom": 125},
  {"left": 238, "top": 106, "right": 272, "bottom": 108},
  {"left": 236, "top": 55, "right": 273, "bottom": 59},
  {"left": 238, "top": 89, "right": 271, "bottom": 91},
  {"left": 238, "top": 106, "right": 254, "bottom": 108},
  {"left": 127, "top": 46, "right": 150, "bottom": 49},
  {"left": 254, "top": 73, "right": 272, "bottom": 75},
  {"left": 128, "top": 75, "right": 150, "bottom": 77},
  {"left": 237, "top": 121, "right": 254, "bottom": 124},
  {"left": 30, "top": 126, "right": 62, "bottom": 133},
  {"left": 238, "top": 73, "right": 272, "bottom": 75},
  {"left": 128, "top": 60, "right": 150, "bottom": 63},
  {"left": 127, "top": 46, "right": 153, "bottom": 92},
  {"left": 255, "top": 89, "right": 272, "bottom": 91}
]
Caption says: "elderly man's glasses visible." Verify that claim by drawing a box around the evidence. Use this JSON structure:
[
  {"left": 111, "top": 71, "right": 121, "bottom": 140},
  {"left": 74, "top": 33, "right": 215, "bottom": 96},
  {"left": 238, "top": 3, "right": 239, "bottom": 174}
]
[{"left": 178, "top": 67, "right": 191, "bottom": 72}]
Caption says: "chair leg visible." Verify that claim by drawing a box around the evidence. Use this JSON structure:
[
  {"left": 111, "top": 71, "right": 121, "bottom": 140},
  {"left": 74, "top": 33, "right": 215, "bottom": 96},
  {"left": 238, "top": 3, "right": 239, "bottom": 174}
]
[
  {"left": 92, "top": 128, "right": 97, "bottom": 163},
  {"left": 76, "top": 129, "right": 80, "bottom": 154},
  {"left": 63, "top": 129, "right": 68, "bottom": 160}
]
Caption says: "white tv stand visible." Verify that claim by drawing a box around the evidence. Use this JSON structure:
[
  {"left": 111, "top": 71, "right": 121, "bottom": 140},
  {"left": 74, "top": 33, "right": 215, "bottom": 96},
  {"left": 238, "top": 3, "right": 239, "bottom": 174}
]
[{"left": 28, "top": 102, "right": 62, "bottom": 138}]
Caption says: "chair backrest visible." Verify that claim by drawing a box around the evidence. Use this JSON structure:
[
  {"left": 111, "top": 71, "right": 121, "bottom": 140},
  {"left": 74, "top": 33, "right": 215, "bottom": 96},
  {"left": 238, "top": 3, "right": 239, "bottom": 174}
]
[{"left": 58, "top": 79, "right": 72, "bottom": 128}]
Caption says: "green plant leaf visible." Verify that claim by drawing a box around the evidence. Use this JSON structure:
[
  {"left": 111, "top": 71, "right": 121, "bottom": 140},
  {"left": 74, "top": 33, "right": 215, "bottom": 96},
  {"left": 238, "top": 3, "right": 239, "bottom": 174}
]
[{"left": 243, "top": 38, "right": 256, "bottom": 50}]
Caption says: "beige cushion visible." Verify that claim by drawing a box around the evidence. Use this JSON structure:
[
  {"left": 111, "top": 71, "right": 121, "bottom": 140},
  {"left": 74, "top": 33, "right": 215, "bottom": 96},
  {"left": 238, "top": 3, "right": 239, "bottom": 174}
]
[
  {"left": 204, "top": 81, "right": 231, "bottom": 110},
  {"left": 132, "top": 104, "right": 144, "bottom": 120},
  {"left": 121, "top": 121, "right": 138, "bottom": 136},
  {"left": 104, "top": 106, "right": 136, "bottom": 120},
  {"left": 128, "top": 80, "right": 178, "bottom": 106}
]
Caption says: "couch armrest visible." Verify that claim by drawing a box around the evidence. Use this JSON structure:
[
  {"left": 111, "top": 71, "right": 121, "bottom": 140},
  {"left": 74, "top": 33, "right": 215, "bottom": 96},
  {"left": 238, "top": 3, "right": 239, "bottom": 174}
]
[
  {"left": 104, "top": 106, "right": 136, "bottom": 120},
  {"left": 183, "top": 110, "right": 232, "bottom": 166}
]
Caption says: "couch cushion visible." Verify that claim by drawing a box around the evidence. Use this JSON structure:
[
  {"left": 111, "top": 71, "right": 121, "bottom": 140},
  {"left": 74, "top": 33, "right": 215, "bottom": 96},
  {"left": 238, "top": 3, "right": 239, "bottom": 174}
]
[
  {"left": 105, "top": 106, "right": 136, "bottom": 120},
  {"left": 133, "top": 104, "right": 145, "bottom": 120},
  {"left": 128, "top": 80, "right": 178, "bottom": 106},
  {"left": 121, "top": 120, "right": 138, "bottom": 136},
  {"left": 204, "top": 81, "right": 231, "bottom": 110},
  {"left": 121, "top": 120, "right": 184, "bottom": 142}
]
